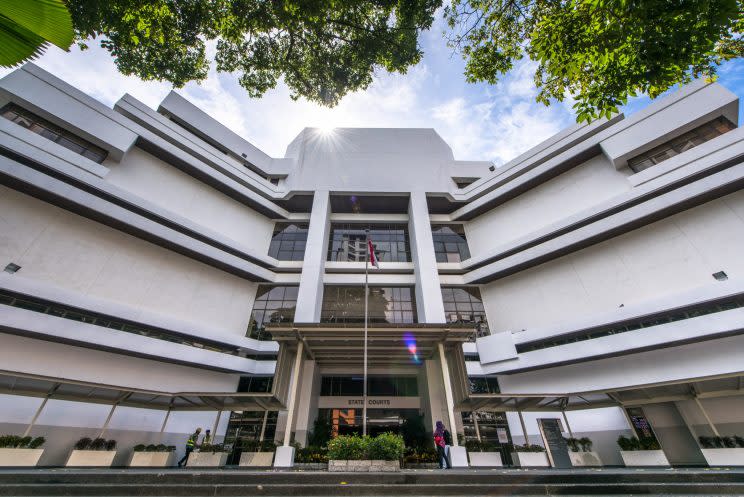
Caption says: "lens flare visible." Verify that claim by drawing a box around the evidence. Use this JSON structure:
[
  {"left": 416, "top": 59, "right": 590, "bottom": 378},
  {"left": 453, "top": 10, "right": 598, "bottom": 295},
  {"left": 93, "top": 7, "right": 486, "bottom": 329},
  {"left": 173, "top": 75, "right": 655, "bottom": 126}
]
[{"left": 403, "top": 332, "right": 420, "bottom": 364}]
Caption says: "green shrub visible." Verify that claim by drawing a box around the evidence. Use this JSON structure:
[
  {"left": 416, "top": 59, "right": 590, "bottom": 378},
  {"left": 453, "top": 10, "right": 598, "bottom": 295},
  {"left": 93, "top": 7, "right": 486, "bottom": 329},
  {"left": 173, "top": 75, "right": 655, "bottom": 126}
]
[
  {"left": 295, "top": 446, "right": 328, "bottom": 463},
  {"left": 564, "top": 437, "right": 579, "bottom": 452},
  {"left": 74, "top": 437, "right": 92, "bottom": 450},
  {"left": 618, "top": 436, "right": 660, "bottom": 451},
  {"left": 578, "top": 437, "right": 593, "bottom": 452},
  {"left": 200, "top": 443, "right": 227, "bottom": 453},
  {"left": 241, "top": 440, "right": 277, "bottom": 452},
  {"left": 402, "top": 447, "right": 438, "bottom": 464},
  {"left": 367, "top": 433, "right": 404, "bottom": 461},
  {"left": 512, "top": 444, "right": 545, "bottom": 452},
  {"left": 0, "top": 435, "right": 44, "bottom": 448},
  {"left": 327, "top": 435, "right": 368, "bottom": 460},
  {"left": 28, "top": 437, "right": 45, "bottom": 449},
  {"left": 133, "top": 443, "right": 172, "bottom": 452},
  {"left": 464, "top": 440, "right": 498, "bottom": 453}
]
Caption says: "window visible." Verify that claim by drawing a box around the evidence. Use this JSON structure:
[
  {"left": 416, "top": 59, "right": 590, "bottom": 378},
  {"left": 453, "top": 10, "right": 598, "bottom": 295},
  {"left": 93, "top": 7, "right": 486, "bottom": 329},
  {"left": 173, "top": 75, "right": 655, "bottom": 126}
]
[
  {"left": 320, "top": 376, "right": 418, "bottom": 396},
  {"left": 237, "top": 375, "right": 273, "bottom": 393},
  {"left": 628, "top": 117, "right": 736, "bottom": 173},
  {"left": 432, "top": 225, "right": 471, "bottom": 263},
  {"left": 441, "top": 287, "right": 489, "bottom": 337},
  {"left": 268, "top": 223, "right": 308, "bottom": 261},
  {"left": 321, "top": 286, "right": 417, "bottom": 324},
  {"left": 468, "top": 376, "right": 500, "bottom": 394},
  {"left": 247, "top": 285, "right": 298, "bottom": 340},
  {"left": 1, "top": 104, "right": 107, "bottom": 163},
  {"left": 328, "top": 224, "right": 411, "bottom": 262}
]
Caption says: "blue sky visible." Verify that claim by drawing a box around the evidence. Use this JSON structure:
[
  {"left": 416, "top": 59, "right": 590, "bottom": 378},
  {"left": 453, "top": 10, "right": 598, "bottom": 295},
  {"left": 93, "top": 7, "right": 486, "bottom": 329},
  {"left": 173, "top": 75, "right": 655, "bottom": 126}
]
[{"left": 3, "top": 17, "right": 743, "bottom": 165}]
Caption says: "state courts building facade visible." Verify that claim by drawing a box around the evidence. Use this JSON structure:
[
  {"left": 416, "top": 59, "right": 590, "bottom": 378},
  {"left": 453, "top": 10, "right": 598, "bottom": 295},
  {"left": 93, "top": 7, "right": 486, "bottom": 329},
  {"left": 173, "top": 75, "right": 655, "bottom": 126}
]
[{"left": 1, "top": 63, "right": 744, "bottom": 467}]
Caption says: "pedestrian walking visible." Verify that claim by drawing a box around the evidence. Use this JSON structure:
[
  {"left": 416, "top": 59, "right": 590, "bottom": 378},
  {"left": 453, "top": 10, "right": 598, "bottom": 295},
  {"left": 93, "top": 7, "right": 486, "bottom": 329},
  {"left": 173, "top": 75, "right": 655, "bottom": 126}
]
[
  {"left": 434, "top": 421, "right": 449, "bottom": 469},
  {"left": 177, "top": 427, "right": 202, "bottom": 467}
]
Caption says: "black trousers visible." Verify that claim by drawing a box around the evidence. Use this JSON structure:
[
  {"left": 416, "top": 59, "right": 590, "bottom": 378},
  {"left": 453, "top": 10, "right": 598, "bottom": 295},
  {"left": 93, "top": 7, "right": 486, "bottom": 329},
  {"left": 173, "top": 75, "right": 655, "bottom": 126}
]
[
  {"left": 437, "top": 445, "right": 449, "bottom": 469},
  {"left": 177, "top": 447, "right": 193, "bottom": 466}
]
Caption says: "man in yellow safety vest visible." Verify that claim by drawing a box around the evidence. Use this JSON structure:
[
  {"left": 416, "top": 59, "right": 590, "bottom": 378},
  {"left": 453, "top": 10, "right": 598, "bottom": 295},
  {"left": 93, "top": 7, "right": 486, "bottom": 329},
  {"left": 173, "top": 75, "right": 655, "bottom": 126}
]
[{"left": 177, "top": 427, "right": 201, "bottom": 467}]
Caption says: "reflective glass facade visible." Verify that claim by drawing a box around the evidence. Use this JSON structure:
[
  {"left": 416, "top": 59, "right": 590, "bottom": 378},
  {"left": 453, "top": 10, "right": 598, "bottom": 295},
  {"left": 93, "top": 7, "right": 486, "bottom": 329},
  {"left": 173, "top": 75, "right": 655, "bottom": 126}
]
[
  {"left": 247, "top": 285, "right": 298, "bottom": 340},
  {"left": 321, "top": 286, "right": 417, "bottom": 324},
  {"left": 328, "top": 224, "right": 411, "bottom": 262}
]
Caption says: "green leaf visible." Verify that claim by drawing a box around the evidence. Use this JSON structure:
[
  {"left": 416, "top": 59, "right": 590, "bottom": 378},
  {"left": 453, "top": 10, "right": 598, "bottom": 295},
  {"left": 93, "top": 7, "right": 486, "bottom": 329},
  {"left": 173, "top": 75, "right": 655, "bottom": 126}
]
[{"left": 0, "top": 0, "right": 74, "bottom": 68}]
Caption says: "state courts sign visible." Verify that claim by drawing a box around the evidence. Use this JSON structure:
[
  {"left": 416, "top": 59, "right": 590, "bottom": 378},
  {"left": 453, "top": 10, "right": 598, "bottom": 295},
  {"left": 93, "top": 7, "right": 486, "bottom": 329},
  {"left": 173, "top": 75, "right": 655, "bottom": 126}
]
[{"left": 318, "top": 396, "right": 421, "bottom": 409}]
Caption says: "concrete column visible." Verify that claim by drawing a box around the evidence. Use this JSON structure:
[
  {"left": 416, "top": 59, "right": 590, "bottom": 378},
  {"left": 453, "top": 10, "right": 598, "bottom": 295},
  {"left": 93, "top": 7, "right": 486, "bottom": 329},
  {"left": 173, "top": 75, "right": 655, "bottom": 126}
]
[
  {"left": 438, "top": 343, "right": 468, "bottom": 467},
  {"left": 294, "top": 190, "right": 331, "bottom": 323},
  {"left": 275, "top": 342, "right": 304, "bottom": 467},
  {"left": 293, "top": 359, "right": 319, "bottom": 447},
  {"left": 408, "top": 191, "right": 446, "bottom": 323},
  {"left": 259, "top": 411, "right": 269, "bottom": 442},
  {"left": 211, "top": 410, "right": 223, "bottom": 440}
]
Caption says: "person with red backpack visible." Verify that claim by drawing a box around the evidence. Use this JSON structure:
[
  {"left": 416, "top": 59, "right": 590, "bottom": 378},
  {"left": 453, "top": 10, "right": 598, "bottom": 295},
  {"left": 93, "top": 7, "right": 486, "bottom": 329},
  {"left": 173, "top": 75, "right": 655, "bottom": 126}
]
[{"left": 434, "top": 420, "right": 450, "bottom": 469}]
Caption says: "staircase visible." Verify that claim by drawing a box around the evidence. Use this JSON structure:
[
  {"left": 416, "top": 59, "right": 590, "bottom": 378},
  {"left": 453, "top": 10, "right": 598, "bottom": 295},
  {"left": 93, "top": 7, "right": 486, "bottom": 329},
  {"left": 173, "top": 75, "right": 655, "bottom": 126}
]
[{"left": 1, "top": 467, "right": 743, "bottom": 496}]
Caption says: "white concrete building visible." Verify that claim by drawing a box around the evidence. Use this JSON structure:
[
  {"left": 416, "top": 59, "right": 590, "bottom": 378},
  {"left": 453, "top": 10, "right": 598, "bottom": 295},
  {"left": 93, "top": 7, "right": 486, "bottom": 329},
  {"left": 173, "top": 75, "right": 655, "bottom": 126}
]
[{"left": 0, "top": 63, "right": 743, "bottom": 467}]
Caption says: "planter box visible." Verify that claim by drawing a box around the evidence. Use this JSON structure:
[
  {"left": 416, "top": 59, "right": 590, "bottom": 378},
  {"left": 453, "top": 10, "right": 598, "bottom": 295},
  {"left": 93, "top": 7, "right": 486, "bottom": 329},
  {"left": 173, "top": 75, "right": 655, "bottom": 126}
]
[
  {"left": 620, "top": 450, "right": 670, "bottom": 467},
  {"left": 239, "top": 451, "right": 274, "bottom": 467},
  {"left": 510, "top": 452, "right": 550, "bottom": 467},
  {"left": 66, "top": 450, "right": 116, "bottom": 467},
  {"left": 129, "top": 451, "right": 175, "bottom": 467},
  {"left": 328, "top": 460, "right": 400, "bottom": 472},
  {"left": 187, "top": 451, "right": 228, "bottom": 467},
  {"left": 568, "top": 451, "right": 603, "bottom": 467},
  {"left": 0, "top": 448, "right": 44, "bottom": 467},
  {"left": 701, "top": 448, "right": 744, "bottom": 466},
  {"left": 468, "top": 452, "right": 503, "bottom": 467}
]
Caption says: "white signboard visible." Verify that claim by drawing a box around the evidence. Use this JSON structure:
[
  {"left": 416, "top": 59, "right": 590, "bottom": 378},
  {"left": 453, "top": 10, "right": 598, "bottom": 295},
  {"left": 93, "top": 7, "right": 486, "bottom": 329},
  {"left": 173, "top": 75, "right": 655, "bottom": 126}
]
[
  {"left": 497, "top": 427, "right": 509, "bottom": 444},
  {"left": 318, "top": 396, "right": 421, "bottom": 409}
]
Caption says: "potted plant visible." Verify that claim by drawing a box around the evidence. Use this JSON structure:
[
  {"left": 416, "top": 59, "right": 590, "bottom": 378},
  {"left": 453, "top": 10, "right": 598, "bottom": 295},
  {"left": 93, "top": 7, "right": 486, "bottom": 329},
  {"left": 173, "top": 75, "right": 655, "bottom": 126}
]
[
  {"left": 239, "top": 440, "right": 277, "bottom": 467},
  {"left": 129, "top": 443, "right": 176, "bottom": 467},
  {"left": 327, "top": 433, "right": 404, "bottom": 472},
  {"left": 465, "top": 440, "right": 503, "bottom": 467},
  {"left": 564, "top": 437, "right": 603, "bottom": 467},
  {"left": 188, "top": 442, "right": 229, "bottom": 467},
  {"left": 294, "top": 445, "right": 329, "bottom": 470},
  {"left": 509, "top": 443, "right": 550, "bottom": 467},
  {"left": 66, "top": 437, "right": 117, "bottom": 466},
  {"left": 401, "top": 447, "right": 439, "bottom": 469},
  {"left": 698, "top": 435, "right": 744, "bottom": 466},
  {"left": 0, "top": 435, "right": 46, "bottom": 466},
  {"left": 617, "top": 435, "right": 669, "bottom": 466}
]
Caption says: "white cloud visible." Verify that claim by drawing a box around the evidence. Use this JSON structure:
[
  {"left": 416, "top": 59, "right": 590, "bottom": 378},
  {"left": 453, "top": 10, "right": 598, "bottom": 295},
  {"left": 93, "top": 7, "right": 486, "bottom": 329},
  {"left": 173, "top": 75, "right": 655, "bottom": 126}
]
[{"left": 1, "top": 36, "right": 575, "bottom": 163}]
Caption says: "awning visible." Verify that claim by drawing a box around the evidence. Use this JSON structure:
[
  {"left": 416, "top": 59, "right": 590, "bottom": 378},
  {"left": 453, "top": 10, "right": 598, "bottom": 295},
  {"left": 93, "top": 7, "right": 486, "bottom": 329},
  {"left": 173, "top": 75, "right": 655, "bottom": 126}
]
[
  {"left": 267, "top": 322, "right": 476, "bottom": 367},
  {"left": 0, "top": 369, "right": 285, "bottom": 411},
  {"left": 457, "top": 373, "right": 744, "bottom": 412}
]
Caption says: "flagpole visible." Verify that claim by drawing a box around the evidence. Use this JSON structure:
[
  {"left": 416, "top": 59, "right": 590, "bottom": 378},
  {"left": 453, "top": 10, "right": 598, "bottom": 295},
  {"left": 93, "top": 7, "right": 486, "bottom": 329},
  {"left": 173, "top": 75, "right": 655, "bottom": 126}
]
[{"left": 363, "top": 229, "right": 369, "bottom": 437}]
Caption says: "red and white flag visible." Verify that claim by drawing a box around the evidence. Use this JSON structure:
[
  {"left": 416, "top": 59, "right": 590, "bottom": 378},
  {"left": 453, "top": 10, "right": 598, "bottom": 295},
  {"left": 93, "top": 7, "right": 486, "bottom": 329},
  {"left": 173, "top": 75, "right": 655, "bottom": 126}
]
[{"left": 367, "top": 239, "right": 380, "bottom": 269}]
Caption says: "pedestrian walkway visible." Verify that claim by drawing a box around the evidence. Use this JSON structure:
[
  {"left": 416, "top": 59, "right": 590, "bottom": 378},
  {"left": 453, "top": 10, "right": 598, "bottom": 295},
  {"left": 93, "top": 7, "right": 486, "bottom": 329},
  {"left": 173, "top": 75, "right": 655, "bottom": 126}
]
[{"left": 1, "top": 467, "right": 743, "bottom": 495}]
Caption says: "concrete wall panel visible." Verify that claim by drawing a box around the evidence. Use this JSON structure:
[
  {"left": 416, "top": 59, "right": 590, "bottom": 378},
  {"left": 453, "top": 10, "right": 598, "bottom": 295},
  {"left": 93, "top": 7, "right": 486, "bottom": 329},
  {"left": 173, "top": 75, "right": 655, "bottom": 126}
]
[{"left": 0, "top": 186, "right": 258, "bottom": 336}]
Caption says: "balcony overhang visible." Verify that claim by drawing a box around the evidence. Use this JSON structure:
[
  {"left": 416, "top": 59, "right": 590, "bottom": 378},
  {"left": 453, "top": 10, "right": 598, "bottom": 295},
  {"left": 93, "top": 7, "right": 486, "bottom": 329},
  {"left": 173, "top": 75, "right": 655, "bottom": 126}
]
[
  {"left": 0, "top": 370, "right": 285, "bottom": 411},
  {"left": 267, "top": 322, "right": 476, "bottom": 367}
]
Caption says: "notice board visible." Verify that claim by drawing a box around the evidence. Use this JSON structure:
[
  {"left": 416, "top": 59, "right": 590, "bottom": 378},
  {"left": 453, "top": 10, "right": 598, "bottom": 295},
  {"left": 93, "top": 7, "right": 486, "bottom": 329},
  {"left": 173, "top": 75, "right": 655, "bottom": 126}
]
[{"left": 537, "top": 418, "right": 572, "bottom": 468}]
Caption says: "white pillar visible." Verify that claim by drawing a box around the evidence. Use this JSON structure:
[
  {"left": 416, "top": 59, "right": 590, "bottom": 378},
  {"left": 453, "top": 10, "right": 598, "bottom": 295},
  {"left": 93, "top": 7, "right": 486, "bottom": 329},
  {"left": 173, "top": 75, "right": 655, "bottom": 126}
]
[
  {"left": 98, "top": 404, "right": 118, "bottom": 438},
  {"left": 620, "top": 407, "right": 638, "bottom": 437},
  {"left": 212, "top": 410, "right": 223, "bottom": 441},
  {"left": 22, "top": 397, "right": 50, "bottom": 437},
  {"left": 473, "top": 412, "right": 482, "bottom": 442},
  {"left": 562, "top": 411, "right": 574, "bottom": 438},
  {"left": 408, "top": 191, "right": 446, "bottom": 323},
  {"left": 157, "top": 406, "right": 172, "bottom": 442},
  {"left": 438, "top": 343, "right": 468, "bottom": 467},
  {"left": 694, "top": 397, "right": 720, "bottom": 437},
  {"left": 259, "top": 411, "right": 269, "bottom": 442},
  {"left": 294, "top": 190, "right": 331, "bottom": 323},
  {"left": 275, "top": 342, "right": 304, "bottom": 467},
  {"left": 518, "top": 411, "right": 529, "bottom": 445}
]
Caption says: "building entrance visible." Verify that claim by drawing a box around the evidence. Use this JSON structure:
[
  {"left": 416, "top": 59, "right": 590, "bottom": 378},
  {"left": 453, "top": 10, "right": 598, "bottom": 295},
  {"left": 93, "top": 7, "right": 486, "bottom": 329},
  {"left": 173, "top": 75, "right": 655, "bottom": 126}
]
[{"left": 319, "top": 408, "right": 420, "bottom": 438}]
